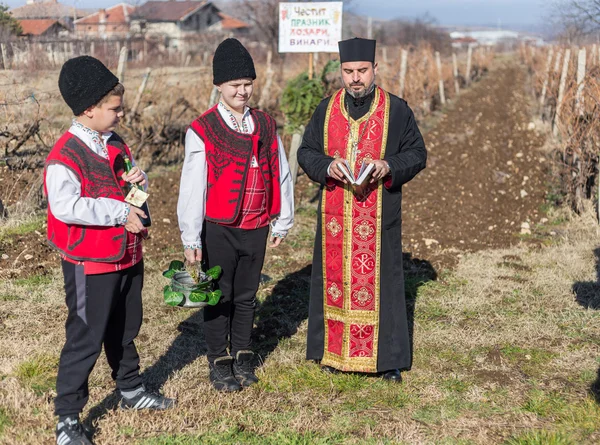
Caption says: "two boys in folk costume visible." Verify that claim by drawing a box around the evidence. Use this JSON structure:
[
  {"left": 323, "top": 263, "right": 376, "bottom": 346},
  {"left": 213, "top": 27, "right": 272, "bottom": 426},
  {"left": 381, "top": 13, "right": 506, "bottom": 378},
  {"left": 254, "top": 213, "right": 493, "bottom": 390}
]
[
  {"left": 45, "top": 56, "right": 174, "bottom": 445},
  {"left": 178, "top": 38, "right": 294, "bottom": 392}
]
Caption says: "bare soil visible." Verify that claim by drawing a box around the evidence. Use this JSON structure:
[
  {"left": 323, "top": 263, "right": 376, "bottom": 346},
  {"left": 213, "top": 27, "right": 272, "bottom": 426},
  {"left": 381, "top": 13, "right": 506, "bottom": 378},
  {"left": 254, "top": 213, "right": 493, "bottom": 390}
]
[{"left": 402, "top": 62, "right": 549, "bottom": 270}]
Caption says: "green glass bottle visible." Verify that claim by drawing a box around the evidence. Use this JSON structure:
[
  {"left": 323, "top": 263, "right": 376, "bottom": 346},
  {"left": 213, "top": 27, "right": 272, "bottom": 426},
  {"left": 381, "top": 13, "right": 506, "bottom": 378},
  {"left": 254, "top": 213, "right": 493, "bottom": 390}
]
[{"left": 123, "top": 155, "right": 152, "bottom": 227}]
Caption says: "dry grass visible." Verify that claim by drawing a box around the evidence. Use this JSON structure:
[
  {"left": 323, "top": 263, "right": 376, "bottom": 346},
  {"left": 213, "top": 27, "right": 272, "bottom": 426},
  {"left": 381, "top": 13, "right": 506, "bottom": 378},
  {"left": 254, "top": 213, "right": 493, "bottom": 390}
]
[{"left": 1, "top": 191, "right": 600, "bottom": 444}]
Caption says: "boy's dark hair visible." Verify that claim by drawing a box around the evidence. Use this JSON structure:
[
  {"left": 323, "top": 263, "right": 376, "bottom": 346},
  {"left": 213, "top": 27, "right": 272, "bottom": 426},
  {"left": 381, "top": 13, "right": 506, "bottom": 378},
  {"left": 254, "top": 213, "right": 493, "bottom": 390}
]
[
  {"left": 96, "top": 83, "right": 125, "bottom": 107},
  {"left": 58, "top": 55, "right": 119, "bottom": 116}
]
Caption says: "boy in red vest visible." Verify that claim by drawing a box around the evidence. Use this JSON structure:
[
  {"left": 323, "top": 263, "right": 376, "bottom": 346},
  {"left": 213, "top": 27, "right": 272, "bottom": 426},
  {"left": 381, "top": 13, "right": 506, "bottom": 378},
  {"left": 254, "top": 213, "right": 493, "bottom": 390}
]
[
  {"left": 45, "top": 56, "right": 174, "bottom": 445},
  {"left": 178, "top": 38, "right": 294, "bottom": 392}
]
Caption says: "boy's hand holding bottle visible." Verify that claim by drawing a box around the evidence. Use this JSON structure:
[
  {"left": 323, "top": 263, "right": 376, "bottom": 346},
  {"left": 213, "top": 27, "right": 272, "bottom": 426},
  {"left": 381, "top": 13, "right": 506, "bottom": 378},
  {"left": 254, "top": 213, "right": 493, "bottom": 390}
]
[
  {"left": 122, "top": 156, "right": 152, "bottom": 228},
  {"left": 122, "top": 165, "right": 146, "bottom": 188}
]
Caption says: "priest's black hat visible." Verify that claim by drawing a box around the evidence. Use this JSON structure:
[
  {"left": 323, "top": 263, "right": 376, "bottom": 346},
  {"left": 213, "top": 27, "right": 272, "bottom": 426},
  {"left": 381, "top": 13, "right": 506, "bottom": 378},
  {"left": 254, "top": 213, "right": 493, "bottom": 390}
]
[
  {"left": 58, "top": 56, "right": 119, "bottom": 116},
  {"left": 338, "top": 38, "right": 376, "bottom": 63},
  {"left": 213, "top": 38, "right": 256, "bottom": 85}
]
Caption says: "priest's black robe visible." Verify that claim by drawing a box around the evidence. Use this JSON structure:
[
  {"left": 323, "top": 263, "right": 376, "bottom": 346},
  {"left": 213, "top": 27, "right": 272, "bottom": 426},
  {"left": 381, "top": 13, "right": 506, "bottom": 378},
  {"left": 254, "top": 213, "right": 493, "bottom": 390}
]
[{"left": 297, "top": 87, "right": 427, "bottom": 372}]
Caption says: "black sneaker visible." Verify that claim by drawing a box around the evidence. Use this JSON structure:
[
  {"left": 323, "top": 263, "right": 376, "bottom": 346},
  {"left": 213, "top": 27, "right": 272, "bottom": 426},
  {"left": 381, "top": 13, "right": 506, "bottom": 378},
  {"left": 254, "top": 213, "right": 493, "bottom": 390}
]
[
  {"left": 233, "top": 350, "right": 259, "bottom": 387},
  {"left": 209, "top": 356, "right": 242, "bottom": 392},
  {"left": 56, "top": 416, "right": 93, "bottom": 445},
  {"left": 119, "top": 387, "right": 175, "bottom": 410}
]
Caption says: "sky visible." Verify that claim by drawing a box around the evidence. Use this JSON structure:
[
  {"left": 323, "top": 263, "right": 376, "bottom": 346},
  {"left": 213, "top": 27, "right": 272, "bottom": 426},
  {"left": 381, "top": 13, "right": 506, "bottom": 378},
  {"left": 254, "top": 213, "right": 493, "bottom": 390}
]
[
  {"left": 3, "top": 0, "right": 551, "bottom": 29},
  {"left": 351, "top": 0, "right": 549, "bottom": 27}
]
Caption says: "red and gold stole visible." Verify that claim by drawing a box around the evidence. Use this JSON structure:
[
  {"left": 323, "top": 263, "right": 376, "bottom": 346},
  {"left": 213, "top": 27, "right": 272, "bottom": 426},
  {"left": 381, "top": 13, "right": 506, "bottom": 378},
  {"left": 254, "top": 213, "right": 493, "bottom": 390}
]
[{"left": 321, "top": 87, "right": 390, "bottom": 372}]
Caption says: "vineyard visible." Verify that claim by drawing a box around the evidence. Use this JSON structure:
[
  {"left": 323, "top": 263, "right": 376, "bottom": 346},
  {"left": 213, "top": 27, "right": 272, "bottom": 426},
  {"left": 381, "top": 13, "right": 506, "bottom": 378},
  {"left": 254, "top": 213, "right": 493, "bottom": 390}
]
[
  {"left": 521, "top": 44, "right": 600, "bottom": 214},
  {"left": 2, "top": 41, "right": 600, "bottom": 444}
]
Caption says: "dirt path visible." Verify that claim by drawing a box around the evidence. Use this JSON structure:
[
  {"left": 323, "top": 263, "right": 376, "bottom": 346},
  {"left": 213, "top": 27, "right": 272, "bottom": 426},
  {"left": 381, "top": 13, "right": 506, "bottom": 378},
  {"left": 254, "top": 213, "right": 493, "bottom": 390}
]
[
  {"left": 0, "top": 61, "right": 550, "bottom": 277},
  {"left": 402, "top": 62, "right": 548, "bottom": 270}
]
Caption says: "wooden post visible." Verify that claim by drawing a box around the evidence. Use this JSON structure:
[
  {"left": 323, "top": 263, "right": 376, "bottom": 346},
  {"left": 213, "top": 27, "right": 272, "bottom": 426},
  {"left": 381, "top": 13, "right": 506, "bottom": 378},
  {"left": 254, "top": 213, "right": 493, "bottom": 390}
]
[
  {"left": 435, "top": 51, "right": 445, "bottom": 105},
  {"left": 117, "top": 45, "right": 127, "bottom": 82},
  {"left": 553, "top": 50, "right": 562, "bottom": 74},
  {"left": 288, "top": 126, "right": 305, "bottom": 184},
  {"left": 554, "top": 49, "right": 571, "bottom": 136},
  {"left": 142, "top": 39, "right": 147, "bottom": 61},
  {"left": 128, "top": 68, "right": 151, "bottom": 121},
  {"left": 308, "top": 53, "right": 314, "bottom": 80},
  {"left": 452, "top": 53, "right": 460, "bottom": 95},
  {"left": 184, "top": 54, "right": 191, "bottom": 67},
  {"left": 466, "top": 44, "right": 473, "bottom": 86},
  {"left": 258, "top": 49, "right": 274, "bottom": 110},
  {"left": 382, "top": 47, "right": 388, "bottom": 64},
  {"left": 90, "top": 41, "right": 95, "bottom": 57},
  {"left": 592, "top": 44, "right": 597, "bottom": 66},
  {"left": 399, "top": 48, "right": 408, "bottom": 97},
  {"left": 367, "top": 17, "right": 373, "bottom": 39},
  {"left": 575, "top": 48, "right": 586, "bottom": 116},
  {"left": 0, "top": 44, "right": 7, "bottom": 70},
  {"left": 49, "top": 43, "right": 56, "bottom": 67},
  {"left": 539, "top": 47, "right": 554, "bottom": 110}
]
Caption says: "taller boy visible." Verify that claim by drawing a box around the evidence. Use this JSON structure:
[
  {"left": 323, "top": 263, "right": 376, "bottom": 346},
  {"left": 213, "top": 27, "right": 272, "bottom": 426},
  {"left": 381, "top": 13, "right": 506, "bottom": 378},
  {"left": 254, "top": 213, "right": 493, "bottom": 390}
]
[
  {"left": 46, "top": 56, "right": 173, "bottom": 445},
  {"left": 178, "top": 39, "right": 294, "bottom": 392}
]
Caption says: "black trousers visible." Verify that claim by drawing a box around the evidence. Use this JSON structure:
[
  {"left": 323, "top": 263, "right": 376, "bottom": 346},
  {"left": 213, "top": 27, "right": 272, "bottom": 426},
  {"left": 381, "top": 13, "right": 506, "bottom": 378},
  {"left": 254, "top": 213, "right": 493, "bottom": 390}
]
[
  {"left": 54, "top": 260, "right": 144, "bottom": 417},
  {"left": 203, "top": 222, "right": 269, "bottom": 363}
]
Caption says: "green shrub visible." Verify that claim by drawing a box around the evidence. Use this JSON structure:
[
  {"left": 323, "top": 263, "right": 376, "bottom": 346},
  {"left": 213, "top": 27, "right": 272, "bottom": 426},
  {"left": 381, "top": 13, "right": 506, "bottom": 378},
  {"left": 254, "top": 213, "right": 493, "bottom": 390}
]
[{"left": 281, "top": 72, "right": 324, "bottom": 135}]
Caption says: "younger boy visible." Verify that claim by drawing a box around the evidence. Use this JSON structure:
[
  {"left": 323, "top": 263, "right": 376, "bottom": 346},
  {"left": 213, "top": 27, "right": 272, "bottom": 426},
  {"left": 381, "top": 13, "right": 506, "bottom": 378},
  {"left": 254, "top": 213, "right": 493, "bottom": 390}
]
[{"left": 45, "top": 56, "right": 174, "bottom": 445}]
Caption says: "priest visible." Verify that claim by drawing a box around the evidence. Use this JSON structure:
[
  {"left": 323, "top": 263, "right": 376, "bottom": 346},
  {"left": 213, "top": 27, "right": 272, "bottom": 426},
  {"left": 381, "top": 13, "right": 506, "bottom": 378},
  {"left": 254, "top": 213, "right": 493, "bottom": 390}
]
[{"left": 297, "top": 37, "right": 427, "bottom": 381}]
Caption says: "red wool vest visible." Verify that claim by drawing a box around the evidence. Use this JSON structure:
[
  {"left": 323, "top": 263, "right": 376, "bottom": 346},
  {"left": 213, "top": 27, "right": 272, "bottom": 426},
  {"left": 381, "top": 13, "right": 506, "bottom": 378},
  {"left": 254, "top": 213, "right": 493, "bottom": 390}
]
[
  {"left": 44, "top": 131, "right": 133, "bottom": 262},
  {"left": 190, "top": 106, "right": 281, "bottom": 224}
]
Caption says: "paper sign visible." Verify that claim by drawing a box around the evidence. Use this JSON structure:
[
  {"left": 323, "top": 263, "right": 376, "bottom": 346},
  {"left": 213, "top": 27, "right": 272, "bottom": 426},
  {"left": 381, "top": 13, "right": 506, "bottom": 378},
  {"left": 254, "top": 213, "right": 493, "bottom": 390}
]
[{"left": 279, "top": 2, "right": 343, "bottom": 53}]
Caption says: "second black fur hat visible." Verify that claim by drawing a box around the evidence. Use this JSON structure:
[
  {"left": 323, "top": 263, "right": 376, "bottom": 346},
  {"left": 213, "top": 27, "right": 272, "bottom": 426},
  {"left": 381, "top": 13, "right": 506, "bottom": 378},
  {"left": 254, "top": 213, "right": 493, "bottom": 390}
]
[
  {"left": 212, "top": 38, "right": 256, "bottom": 85},
  {"left": 58, "top": 55, "right": 119, "bottom": 116}
]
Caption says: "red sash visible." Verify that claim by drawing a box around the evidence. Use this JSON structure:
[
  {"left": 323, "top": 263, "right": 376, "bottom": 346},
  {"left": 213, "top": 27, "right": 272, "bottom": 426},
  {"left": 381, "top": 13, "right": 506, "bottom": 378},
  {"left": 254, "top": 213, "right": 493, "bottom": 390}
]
[{"left": 321, "top": 87, "right": 390, "bottom": 372}]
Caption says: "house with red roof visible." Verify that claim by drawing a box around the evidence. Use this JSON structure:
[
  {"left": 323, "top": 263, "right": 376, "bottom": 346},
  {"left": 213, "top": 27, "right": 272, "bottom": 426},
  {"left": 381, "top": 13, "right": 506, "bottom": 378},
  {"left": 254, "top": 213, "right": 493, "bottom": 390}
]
[
  {"left": 18, "top": 18, "right": 70, "bottom": 37},
  {"left": 215, "top": 12, "right": 250, "bottom": 34},
  {"left": 10, "top": 0, "right": 88, "bottom": 29},
  {"left": 130, "top": 1, "right": 250, "bottom": 48},
  {"left": 74, "top": 3, "right": 135, "bottom": 39}
]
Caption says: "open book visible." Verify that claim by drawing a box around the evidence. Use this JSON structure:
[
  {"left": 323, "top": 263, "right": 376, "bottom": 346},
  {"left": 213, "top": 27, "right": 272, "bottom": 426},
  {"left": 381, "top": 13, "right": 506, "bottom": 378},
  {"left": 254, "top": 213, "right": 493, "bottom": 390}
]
[{"left": 340, "top": 160, "right": 375, "bottom": 186}]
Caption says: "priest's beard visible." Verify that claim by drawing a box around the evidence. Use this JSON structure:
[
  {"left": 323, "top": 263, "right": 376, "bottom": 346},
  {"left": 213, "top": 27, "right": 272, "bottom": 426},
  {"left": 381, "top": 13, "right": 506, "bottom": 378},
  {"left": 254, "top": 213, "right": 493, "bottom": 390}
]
[{"left": 344, "top": 78, "right": 376, "bottom": 99}]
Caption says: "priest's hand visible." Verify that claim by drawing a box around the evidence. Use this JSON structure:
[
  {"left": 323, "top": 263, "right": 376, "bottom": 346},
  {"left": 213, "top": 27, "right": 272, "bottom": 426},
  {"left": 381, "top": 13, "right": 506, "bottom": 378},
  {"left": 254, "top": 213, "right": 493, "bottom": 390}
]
[
  {"left": 368, "top": 159, "right": 391, "bottom": 183},
  {"left": 328, "top": 158, "right": 349, "bottom": 183},
  {"left": 184, "top": 248, "right": 202, "bottom": 263}
]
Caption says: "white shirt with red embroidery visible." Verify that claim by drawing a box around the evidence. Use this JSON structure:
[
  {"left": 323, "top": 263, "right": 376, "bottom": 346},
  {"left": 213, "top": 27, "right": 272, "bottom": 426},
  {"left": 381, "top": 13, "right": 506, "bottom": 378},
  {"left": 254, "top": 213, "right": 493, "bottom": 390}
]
[{"left": 178, "top": 103, "right": 294, "bottom": 250}]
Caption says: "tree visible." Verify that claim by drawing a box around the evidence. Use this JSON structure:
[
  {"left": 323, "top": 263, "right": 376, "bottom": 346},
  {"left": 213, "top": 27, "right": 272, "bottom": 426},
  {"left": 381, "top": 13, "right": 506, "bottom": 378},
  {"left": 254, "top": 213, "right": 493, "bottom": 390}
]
[
  {"left": 551, "top": 0, "right": 600, "bottom": 42},
  {"left": 0, "top": 3, "right": 22, "bottom": 38}
]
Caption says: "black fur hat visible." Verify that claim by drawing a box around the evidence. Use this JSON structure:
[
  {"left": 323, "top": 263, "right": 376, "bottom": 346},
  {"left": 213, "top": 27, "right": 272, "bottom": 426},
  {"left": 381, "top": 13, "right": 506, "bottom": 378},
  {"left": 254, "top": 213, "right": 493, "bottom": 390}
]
[
  {"left": 212, "top": 38, "right": 256, "bottom": 85},
  {"left": 58, "top": 56, "right": 119, "bottom": 116}
]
